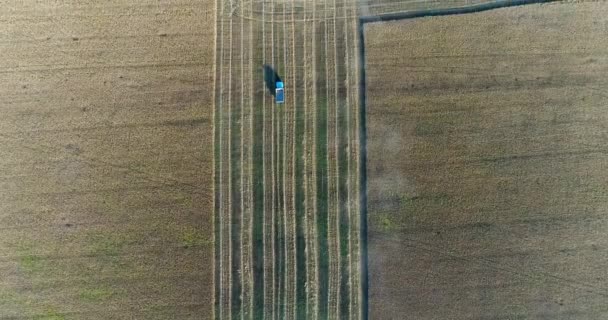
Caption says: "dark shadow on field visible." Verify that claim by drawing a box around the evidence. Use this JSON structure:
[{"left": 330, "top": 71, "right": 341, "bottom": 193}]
[{"left": 263, "top": 64, "right": 282, "bottom": 96}]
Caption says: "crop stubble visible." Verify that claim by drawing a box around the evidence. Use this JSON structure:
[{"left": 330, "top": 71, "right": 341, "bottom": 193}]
[
  {"left": 365, "top": 1, "right": 608, "bottom": 319},
  {"left": 214, "top": 0, "right": 363, "bottom": 318}
]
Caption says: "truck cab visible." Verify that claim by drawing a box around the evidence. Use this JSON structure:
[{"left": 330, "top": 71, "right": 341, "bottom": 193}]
[{"left": 275, "top": 81, "right": 284, "bottom": 104}]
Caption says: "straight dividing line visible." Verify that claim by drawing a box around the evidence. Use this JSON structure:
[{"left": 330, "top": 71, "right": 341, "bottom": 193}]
[
  {"left": 335, "top": 2, "right": 352, "bottom": 319},
  {"left": 217, "top": 1, "right": 228, "bottom": 319},
  {"left": 349, "top": 3, "right": 362, "bottom": 319},
  {"left": 252, "top": 0, "right": 265, "bottom": 317},
  {"left": 277, "top": 12, "right": 286, "bottom": 317},
  {"left": 227, "top": 1, "right": 234, "bottom": 317},
  {"left": 359, "top": 0, "right": 557, "bottom": 23},
  {"left": 270, "top": 0, "right": 277, "bottom": 317},
  {"left": 246, "top": 0, "right": 255, "bottom": 315},
  {"left": 239, "top": 5, "right": 251, "bottom": 320},
  {"left": 245, "top": 0, "right": 256, "bottom": 316},
  {"left": 213, "top": 0, "right": 221, "bottom": 317},
  {"left": 309, "top": 1, "right": 319, "bottom": 318},
  {"left": 277, "top": 3, "right": 283, "bottom": 319},
  {"left": 289, "top": 0, "right": 299, "bottom": 315},
  {"left": 324, "top": 1, "right": 336, "bottom": 319},
  {"left": 342, "top": 2, "right": 357, "bottom": 319},
  {"left": 261, "top": 0, "right": 270, "bottom": 317},
  {"left": 331, "top": 0, "right": 343, "bottom": 318},
  {"left": 322, "top": 0, "right": 336, "bottom": 317},
  {"left": 300, "top": 0, "right": 312, "bottom": 317},
  {"left": 355, "top": 17, "right": 366, "bottom": 320},
  {"left": 282, "top": 1, "right": 296, "bottom": 318},
  {"left": 301, "top": 0, "right": 309, "bottom": 317}
]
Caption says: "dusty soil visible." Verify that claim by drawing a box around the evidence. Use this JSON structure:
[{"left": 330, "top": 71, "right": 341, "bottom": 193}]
[
  {"left": 366, "top": 1, "right": 608, "bottom": 319},
  {"left": 0, "top": 1, "right": 215, "bottom": 318}
]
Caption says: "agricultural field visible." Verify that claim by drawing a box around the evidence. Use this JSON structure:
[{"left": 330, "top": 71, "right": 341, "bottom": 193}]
[
  {"left": 366, "top": 1, "right": 608, "bottom": 319},
  {"left": 0, "top": 1, "right": 215, "bottom": 318},
  {"left": 213, "top": 0, "right": 364, "bottom": 319}
]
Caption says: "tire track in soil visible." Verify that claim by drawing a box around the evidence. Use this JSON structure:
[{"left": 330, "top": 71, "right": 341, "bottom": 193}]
[
  {"left": 238, "top": 4, "right": 252, "bottom": 318},
  {"left": 316, "top": 0, "right": 331, "bottom": 318},
  {"left": 334, "top": 1, "right": 351, "bottom": 318},
  {"left": 263, "top": 0, "right": 277, "bottom": 316},
  {"left": 265, "top": 0, "right": 280, "bottom": 319},
  {"left": 272, "top": 2, "right": 285, "bottom": 318},
  {"left": 292, "top": 0, "right": 308, "bottom": 317},
  {"left": 261, "top": 0, "right": 273, "bottom": 319},
  {"left": 282, "top": 0, "right": 297, "bottom": 317},
  {"left": 305, "top": 1, "right": 319, "bottom": 319},
  {"left": 213, "top": 0, "right": 222, "bottom": 317},
  {"left": 250, "top": 0, "right": 265, "bottom": 316},
  {"left": 217, "top": 1, "right": 232, "bottom": 318},
  {"left": 241, "top": 0, "right": 254, "bottom": 314},
  {"left": 350, "top": 3, "right": 362, "bottom": 318},
  {"left": 327, "top": 0, "right": 342, "bottom": 317},
  {"left": 228, "top": 4, "right": 244, "bottom": 319}
]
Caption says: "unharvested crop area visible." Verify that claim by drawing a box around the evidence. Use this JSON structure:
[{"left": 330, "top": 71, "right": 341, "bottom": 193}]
[
  {"left": 366, "top": 1, "right": 608, "bottom": 319},
  {"left": 214, "top": 0, "right": 364, "bottom": 318},
  {"left": 0, "top": 1, "right": 215, "bottom": 318}
]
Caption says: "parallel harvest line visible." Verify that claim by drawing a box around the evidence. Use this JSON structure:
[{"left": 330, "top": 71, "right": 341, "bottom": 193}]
[
  {"left": 251, "top": 0, "right": 266, "bottom": 317},
  {"left": 240, "top": 4, "right": 253, "bottom": 318},
  {"left": 217, "top": 1, "right": 231, "bottom": 318},
  {"left": 291, "top": 1, "right": 307, "bottom": 318},
  {"left": 309, "top": 0, "right": 320, "bottom": 318},
  {"left": 282, "top": 0, "right": 296, "bottom": 317},
  {"left": 267, "top": 0, "right": 279, "bottom": 319},
  {"left": 226, "top": 0, "right": 235, "bottom": 316},
  {"left": 329, "top": 0, "right": 343, "bottom": 317},
  {"left": 350, "top": 2, "right": 361, "bottom": 317},
  {"left": 340, "top": 1, "right": 355, "bottom": 319},
  {"left": 213, "top": 0, "right": 221, "bottom": 317},
  {"left": 334, "top": 1, "right": 351, "bottom": 317},
  {"left": 301, "top": 0, "right": 313, "bottom": 318},
  {"left": 261, "top": 0, "right": 273, "bottom": 317}
]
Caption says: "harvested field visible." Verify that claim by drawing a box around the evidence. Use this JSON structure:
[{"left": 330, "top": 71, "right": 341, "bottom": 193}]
[
  {"left": 214, "top": 0, "right": 364, "bottom": 318},
  {"left": 0, "top": 1, "right": 215, "bottom": 319},
  {"left": 365, "top": 1, "right": 608, "bottom": 319}
]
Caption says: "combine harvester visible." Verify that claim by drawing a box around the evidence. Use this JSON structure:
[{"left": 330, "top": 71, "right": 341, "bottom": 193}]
[{"left": 275, "top": 81, "right": 284, "bottom": 104}]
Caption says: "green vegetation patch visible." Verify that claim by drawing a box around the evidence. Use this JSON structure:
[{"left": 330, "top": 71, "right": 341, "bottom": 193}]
[
  {"left": 33, "top": 308, "right": 66, "bottom": 320},
  {"left": 79, "top": 287, "right": 114, "bottom": 302},
  {"left": 181, "top": 227, "right": 211, "bottom": 248},
  {"left": 19, "top": 254, "right": 46, "bottom": 273}
]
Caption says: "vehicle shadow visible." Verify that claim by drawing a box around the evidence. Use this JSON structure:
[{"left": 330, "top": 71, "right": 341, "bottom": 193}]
[{"left": 263, "top": 64, "right": 282, "bottom": 96}]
